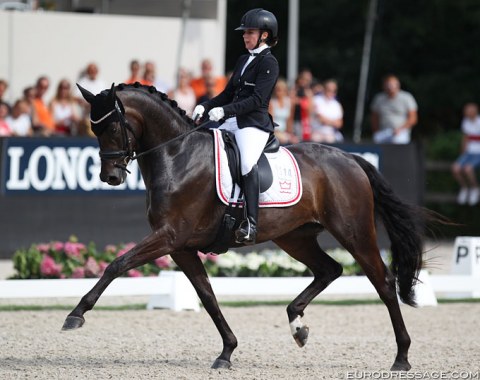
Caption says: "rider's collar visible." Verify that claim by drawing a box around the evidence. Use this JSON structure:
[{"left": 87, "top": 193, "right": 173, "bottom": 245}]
[{"left": 248, "top": 44, "right": 269, "bottom": 56}]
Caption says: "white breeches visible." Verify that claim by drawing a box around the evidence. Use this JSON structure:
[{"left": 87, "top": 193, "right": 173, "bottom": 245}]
[{"left": 219, "top": 117, "right": 270, "bottom": 175}]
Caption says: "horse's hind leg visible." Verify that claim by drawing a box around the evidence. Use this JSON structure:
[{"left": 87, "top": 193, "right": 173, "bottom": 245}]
[
  {"left": 273, "top": 226, "right": 343, "bottom": 347},
  {"left": 333, "top": 229, "right": 412, "bottom": 371},
  {"left": 171, "top": 252, "right": 237, "bottom": 369}
]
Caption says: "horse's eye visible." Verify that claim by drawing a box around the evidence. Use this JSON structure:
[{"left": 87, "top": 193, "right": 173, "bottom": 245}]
[{"left": 111, "top": 126, "right": 119, "bottom": 135}]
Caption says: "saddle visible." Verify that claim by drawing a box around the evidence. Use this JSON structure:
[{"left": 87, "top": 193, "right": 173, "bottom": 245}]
[
  {"left": 202, "top": 130, "right": 280, "bottom": 255},
  {"left": 222, "top": 130, "right": 280, "bottom": 193}
]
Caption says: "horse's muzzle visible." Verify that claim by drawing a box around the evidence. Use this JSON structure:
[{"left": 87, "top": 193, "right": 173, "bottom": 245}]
[{"left": 100, "top": 167, "right": 126, "bottom": 186}]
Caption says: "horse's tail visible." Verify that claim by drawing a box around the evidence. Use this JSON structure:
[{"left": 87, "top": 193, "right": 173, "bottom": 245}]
[{"left": 352, "top": 154, "right": 429, "bottom": 306}]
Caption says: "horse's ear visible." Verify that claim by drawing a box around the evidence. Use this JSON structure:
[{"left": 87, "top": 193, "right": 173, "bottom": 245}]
[
  {"left": 76, "top": 83, "right": 95, "bottom": 104},
  {"left": 108, "top": 83, "right": 116, "bottom": 104}
]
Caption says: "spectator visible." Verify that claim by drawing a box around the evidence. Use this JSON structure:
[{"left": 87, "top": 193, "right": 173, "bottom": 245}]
[
  {"left": 5, "top": 100, "right": 33, "bottom": 136},
  {"left": 76, "top": 63, "right": 106, "bottom": 97},
  {"left": 50, "top": 79, "right": 80, "bottom": 136},
  {"left": 311, "top": 78, "right": 324, "bottom": 96},
  {"left": 143, "top": 61, "right": 170, "bottom": 93},
  {"left": 370, "top": 74, "right": 418, "bottom": 144},
  {"left": 0, "top": 79, "right": 10, "bottom": 110},
  {"left": 0, "top": 103, "right": 12, "bottom": 136},
  {"left": 22, "top": 86, "right": 36, "bottom": 119},
  {"left": 268, "top": 78, "right": 297, "bottom": 144},
  {"left": 291, "top": 68, "right": 314, "bottom": 141},
  {"left": 311, "top": 79, "right": 344, "bottom": 143},
  {"left": 190, "top": 58, "right": 227, "bottom": 100},
  {"left": 168, "top": 68, "right": 196, "bottom": 117},
  {"left": 451, "top": 102, "right": 480, "bottom": 206},
  {"left": 75, "top": 63, "right": 106, "bottom": 135},
  {"left": 125, "top": 60, "right": 143, "bottom": 84},
  {"left": 32, "top": 76, "right": 55, "bottom": 135},
  {"left": 196, "top": 74, "right": 217, "bottom": 104}
]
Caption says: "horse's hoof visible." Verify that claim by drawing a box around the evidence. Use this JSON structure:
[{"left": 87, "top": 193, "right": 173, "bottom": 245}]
[
  {"left": 390, "top": 360, "right": 411, "bottom": 371},
  {"left": 293, "top": 325, "right": 309, "bottom": 347},
  {"left": 61, "top": 315, "right": 85, "bottom": 331},
  {"left": 211, "top": 358, "right": 232, "bottom": 369}
]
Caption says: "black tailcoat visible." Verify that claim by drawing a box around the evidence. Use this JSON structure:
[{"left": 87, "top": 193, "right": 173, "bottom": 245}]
[{"left": 201, "top": 48, "right": 279, "bottom": 133}]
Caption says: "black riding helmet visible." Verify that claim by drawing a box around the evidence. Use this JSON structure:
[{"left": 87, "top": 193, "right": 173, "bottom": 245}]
[{"left": 235, "top": 8, "right": 278, "bottom": 47}]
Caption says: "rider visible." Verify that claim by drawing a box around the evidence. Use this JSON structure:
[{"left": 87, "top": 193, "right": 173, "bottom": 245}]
[{"left": 192, "top": 8, "right": 279, "bottom": 245}]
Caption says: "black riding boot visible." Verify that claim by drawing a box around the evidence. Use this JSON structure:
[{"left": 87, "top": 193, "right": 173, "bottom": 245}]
[{"left": 235, "top": 165, "right": 259, "bottom": 245}]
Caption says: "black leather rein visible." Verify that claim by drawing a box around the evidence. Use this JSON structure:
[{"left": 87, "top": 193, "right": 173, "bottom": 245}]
[{"left": 91, "top": 99, "right": 207, "bottom": 173}]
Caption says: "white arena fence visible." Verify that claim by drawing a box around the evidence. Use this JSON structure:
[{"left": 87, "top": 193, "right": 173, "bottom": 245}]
[
  {"left": 0, "top": 237, "right": 478, "bottom": 310},
  {"left": 0, "top": 271, "right": 478, "bottom": 311}
]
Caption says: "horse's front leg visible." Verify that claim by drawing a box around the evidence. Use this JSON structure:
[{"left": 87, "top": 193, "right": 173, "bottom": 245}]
[
  {"left": 62, "top": 231, "right": 170, "bottom": 330},
  {"left": 171, "top": 252, "right": 238, "bottom": 369}
]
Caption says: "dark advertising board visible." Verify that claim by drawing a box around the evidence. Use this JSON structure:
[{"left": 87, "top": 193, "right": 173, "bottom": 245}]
[{"left": 0, "top": 138, "right": 424, "bottom": 258}]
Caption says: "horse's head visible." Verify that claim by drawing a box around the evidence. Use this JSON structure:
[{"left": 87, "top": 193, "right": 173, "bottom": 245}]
[{"left": 78, "top": 83, "right": 138, "bottom": 186}]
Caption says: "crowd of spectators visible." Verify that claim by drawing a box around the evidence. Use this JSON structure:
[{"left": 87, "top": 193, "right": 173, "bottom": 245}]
[
  {"left": 0, "top": 62, "right": 416, "bottom": 146},
  {"left": 1, "top": 61, "right": 478, "bottom": 205}
]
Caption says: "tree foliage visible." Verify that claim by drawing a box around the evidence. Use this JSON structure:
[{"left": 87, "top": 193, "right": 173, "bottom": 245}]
[{"left": 226, "top": 0, "right": 480, "bottom": 141}]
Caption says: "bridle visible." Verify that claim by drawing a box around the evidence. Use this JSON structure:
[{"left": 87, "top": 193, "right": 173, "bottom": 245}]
[
  {"left": 91, "top": 98, "right": 207, "bottom": 173},
  {"left": 90, "top": 99, "right": 136, "bottom": 172}
]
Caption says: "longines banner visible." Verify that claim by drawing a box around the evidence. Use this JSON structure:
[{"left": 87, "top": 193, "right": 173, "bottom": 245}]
[
  {"left": 0, "top": 138, "right": 382, "bottom": 195},
  {"left": 1, "top": 138, "right": 145, "bottom": 194},
  {"left": 0, "top": 137, "right": 423, "bottom": 257}
]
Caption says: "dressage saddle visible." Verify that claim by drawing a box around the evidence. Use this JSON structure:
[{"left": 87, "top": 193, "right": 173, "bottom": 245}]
[{"left": 221, "top": 130, "right": 279, "bottom": 193}]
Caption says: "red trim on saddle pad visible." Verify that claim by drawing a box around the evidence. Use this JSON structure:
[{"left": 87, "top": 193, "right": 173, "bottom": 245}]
[{"left": 213, "top": 129, "right": 303, "bottom": 208}]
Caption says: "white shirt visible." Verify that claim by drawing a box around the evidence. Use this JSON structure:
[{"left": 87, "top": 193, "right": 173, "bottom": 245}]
[
  {"left": 313, "top": 95, "right": 343, "bottom": 127},
  {"left": 241, "top": 44, "right": 269, "bottom": 76},
  {"left": 462, "top": 115, "right": 480, "bottom": 154},
  {"left": 6, "top": 114, "right": 32, "bottom": 136},
  {"left": 75, "top": 76, "right": 106, "bottom": 97}
]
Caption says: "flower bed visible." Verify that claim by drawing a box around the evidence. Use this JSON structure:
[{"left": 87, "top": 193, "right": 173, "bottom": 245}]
[{"left": 10, "top": 237, "right": 363, "bottom": 279}]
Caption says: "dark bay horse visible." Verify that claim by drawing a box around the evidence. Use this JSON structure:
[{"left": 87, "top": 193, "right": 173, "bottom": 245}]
[{"left": 63, "top": 82, "right": 434, "bottom": 371}]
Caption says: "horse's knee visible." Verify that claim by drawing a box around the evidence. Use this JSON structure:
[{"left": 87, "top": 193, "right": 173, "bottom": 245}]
[{"left": 330, "top": 260, "right": 343, "bottom": 279}]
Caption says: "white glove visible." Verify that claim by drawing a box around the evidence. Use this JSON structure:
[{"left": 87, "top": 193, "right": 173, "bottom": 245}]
[
  {"left": 192, "top": 105, "right": 205, "bottom": 121},
  {"left": 209, "top": 107, "right": 225, "bottom": 122}
]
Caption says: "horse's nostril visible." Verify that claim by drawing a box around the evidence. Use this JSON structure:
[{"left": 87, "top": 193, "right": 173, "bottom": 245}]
[{"left": 108, "top": 176, "right": 119, "bottom": 184}]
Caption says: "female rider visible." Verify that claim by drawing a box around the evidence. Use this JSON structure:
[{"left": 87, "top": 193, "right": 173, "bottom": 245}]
[{"left": 192, "top": 8, "right": 280, "bottom": 245}]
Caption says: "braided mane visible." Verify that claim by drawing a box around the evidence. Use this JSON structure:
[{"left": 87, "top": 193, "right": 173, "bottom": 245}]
[{"left": 116, "top": 82, "right": 195, "bottom": 127}]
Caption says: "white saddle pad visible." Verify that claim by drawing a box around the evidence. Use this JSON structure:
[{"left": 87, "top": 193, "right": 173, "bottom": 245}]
[{"left": 212, "top": 129, "right": 302, "bottom": 208}]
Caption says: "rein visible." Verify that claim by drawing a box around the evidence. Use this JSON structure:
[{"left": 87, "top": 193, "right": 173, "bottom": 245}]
[
  {"left": 131, "top": 120, "right": 206, "bottom": 161},
  {"left": 94, "top": 99, "right": 207, "bottom": 172}
]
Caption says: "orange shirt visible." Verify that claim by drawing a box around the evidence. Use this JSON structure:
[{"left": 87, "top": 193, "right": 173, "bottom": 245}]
[
  {"left": 190, "top": 76, "right": 227, "bottom": 99},
  {"left": 125, "top": 77, "right": 152, "bottom": 86},
  {"left": 33, "top": 98, "right": 55, "bottom": 131}
]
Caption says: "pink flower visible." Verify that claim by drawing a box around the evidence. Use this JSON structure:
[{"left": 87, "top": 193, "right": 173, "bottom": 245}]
[
  {"left": 154, "top": 256, "right": 171, "bottom": 269},
  {"left": 50, "top": 241, "right": 64, "bottom": 252},
  {"left": 104, "top": 244, "right": 117, "bottom": 254},
  {"left": 98, "top": 261, "right": 109, "bottom": 277},
  {"left": 206, "top": 253, "right": 219, "bottom": 263},
  {"left": 84, "top": 257, "right": 100, "bottom": 277},
  {"left": 127, "top": 269, "right": 143, "bottom": 277},
  {"left": 36, "top": 244, "right": 50, "bottom": 254},
  {"left": 197, "top": 251, "right": 208, "bottom": 262},
  {"left": 40, "top": 255, "right": 63, "bottom": 278},
  {"left": 197, "top": 251, "right": 218, "bottom": 263},
  {"left": 71, "top": 267, "right": 85, "bottom": 278},
  {"left": 64, "top": 242, "right": 86, "bottom": 258},
  {"left": 116, "top": 242, "right": 136, "bottom": 258}
]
